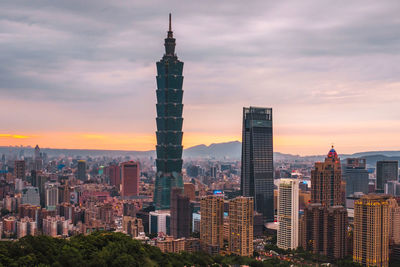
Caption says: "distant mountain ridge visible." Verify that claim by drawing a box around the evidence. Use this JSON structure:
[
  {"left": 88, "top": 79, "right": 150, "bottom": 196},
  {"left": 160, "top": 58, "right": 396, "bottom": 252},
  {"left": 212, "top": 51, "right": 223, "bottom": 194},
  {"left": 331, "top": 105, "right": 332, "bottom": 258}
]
[
  {"left": 1, "top": 143, "right": 400, "bottom": 165},
  {"left": 183, "top": 141, "right": 241, "bottom": 159}
]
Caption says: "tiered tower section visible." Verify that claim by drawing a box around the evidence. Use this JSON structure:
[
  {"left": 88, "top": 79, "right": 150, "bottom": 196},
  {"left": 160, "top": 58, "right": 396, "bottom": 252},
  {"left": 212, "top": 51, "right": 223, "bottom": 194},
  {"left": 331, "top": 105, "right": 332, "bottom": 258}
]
[{"left": 154, "top": 14, "right": 184, "bottom": 210}]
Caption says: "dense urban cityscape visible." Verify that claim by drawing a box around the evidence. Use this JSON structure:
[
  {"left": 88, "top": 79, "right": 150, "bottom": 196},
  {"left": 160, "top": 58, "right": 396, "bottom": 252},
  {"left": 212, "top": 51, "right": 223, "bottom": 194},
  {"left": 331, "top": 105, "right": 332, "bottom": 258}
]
[{"left": 1, "top": 2, "right": 400, "bottom": 267}]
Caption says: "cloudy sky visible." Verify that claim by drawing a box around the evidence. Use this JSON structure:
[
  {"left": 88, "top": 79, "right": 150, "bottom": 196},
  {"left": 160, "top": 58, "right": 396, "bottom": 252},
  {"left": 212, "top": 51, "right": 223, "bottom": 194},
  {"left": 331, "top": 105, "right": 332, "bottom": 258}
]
[{"left": 1, "top": 0, "right": 400, "bottom": 155}]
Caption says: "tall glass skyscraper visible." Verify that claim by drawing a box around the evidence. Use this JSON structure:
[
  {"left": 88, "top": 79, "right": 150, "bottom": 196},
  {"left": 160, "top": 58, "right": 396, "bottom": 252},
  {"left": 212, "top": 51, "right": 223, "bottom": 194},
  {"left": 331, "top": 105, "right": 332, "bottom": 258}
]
[
  {"left": 153, "top": 14, "right": 184, "bottom": 210},
  {"left": 241, "top": 107, "right": 274, "bottom": 222}
]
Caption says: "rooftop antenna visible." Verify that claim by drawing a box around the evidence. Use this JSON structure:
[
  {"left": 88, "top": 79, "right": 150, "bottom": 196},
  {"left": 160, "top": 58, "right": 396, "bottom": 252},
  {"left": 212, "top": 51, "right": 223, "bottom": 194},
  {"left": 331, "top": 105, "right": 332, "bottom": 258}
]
[{"left": 169, "top": 13, "right": 172, "bottom": 32}]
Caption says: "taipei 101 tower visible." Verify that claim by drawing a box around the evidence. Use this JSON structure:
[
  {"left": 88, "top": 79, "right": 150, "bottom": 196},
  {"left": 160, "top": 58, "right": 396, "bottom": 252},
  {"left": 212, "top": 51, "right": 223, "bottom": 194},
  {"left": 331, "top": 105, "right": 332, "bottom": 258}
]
[{"left": 153, "top": 14, "right": 184, "bottom": 210}]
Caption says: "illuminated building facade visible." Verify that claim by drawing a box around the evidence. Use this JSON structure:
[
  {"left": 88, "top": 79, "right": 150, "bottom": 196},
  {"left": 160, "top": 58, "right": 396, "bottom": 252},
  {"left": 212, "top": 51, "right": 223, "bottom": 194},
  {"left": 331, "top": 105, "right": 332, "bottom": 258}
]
[
  {"left": 228, "top": 196, "right": 254, "bottom": 256},
  {"left": 354, "top": 195, "right": 389, "bottom": 267},
  {"left": 200, "top": 195, "right": 224, "bottom": 254}
]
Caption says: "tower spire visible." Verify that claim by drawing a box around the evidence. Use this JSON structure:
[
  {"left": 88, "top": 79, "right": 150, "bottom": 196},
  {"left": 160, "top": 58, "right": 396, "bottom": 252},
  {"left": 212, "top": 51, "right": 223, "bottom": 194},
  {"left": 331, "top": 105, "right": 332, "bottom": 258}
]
[
  {"left": 167, "top": 13, "right": 173, "bottom": 38},
  {"left": 169, "top": 13, "right": 172, "bottom": 32},
  {"left": 164, "top": 13, "right": 176, "bottom": 55}
]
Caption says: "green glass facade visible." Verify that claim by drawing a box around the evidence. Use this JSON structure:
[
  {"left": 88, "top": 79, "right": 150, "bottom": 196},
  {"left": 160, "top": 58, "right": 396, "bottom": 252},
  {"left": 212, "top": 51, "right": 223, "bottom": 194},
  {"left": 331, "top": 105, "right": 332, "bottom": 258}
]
[{"left": 153, "top": 15, "right": 184, "bottom": 210}]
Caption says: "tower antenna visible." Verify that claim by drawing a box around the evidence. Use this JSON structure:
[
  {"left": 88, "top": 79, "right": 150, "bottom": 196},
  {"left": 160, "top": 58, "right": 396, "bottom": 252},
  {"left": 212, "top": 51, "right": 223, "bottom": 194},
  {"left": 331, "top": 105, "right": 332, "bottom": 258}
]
[{"left": 169, "top": 13, "right": 172, "bottom": 32}]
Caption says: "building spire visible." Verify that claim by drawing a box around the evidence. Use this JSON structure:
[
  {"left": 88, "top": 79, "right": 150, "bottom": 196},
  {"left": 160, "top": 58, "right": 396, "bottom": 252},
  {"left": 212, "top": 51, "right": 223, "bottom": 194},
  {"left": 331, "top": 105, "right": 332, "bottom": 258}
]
[
  {"left": 164, "top": 13, "right": 176, "bottom": 56},
  {"left": 167, "top": 13, "right": 173, "bottom": 38},
  {"left": 169, "top": 13, "right": 172, "bottom": 32}
]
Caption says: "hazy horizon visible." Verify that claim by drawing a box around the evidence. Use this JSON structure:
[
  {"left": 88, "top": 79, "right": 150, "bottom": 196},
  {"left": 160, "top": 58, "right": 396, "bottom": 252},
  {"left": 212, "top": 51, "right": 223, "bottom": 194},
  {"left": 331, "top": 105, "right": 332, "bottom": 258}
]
[{"left": 1, "top": 1, "right": 400, "bottom": 155}]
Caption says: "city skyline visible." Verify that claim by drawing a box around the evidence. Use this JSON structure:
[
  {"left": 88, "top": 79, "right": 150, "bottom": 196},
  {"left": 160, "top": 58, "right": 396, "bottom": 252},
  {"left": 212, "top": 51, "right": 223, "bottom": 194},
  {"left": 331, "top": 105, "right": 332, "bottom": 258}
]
[
  {"left": 1, "top": 2, "right": 400, "bottom": 265},
  {"left": 1, "top": 1, "right": 400, "bottom": 155}
]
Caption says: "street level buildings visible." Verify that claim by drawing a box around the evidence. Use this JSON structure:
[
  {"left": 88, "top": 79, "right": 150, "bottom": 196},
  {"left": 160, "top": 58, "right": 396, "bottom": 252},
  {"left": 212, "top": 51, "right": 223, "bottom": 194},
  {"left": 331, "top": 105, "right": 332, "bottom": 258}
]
[{"left": 77, "top": 160, "right": 86, "bottom": 181}]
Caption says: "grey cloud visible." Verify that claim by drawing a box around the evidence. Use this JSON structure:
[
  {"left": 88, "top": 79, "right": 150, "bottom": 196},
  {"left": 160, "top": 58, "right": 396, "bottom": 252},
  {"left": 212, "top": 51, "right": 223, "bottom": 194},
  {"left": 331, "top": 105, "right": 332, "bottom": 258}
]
[{"left": 0, "top": 0, "right": 400, "bottom": 134}]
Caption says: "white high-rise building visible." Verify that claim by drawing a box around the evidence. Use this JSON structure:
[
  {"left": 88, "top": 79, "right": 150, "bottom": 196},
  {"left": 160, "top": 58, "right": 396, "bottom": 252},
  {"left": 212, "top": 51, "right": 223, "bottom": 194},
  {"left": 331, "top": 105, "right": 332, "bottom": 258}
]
[
  {"left": 277, "top": 179, "right": 299, "bottom": 250},
  {"left": 45, "top": 182, "right": 59, "bottom": 211},
  {"left": 149, "top": 210, "right": 170, "bottom": 235}
]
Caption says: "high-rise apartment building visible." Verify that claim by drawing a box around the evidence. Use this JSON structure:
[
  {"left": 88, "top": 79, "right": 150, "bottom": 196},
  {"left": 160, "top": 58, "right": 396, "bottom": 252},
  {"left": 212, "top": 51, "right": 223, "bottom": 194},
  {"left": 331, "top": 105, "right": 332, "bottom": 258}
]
[
  {"left": 21, "top": 186, "right": 40, "bottom": 206},
  {"left": 184, "top": 183, "right": 196, "bottom": 201},
  {"left": 120, "top": 161, "right": 140, "bottom": 197},
  {"left": 302, "top": 147, "right": 347, "bottom": 259},
  {"left": 153, "top": 14, "right": 184, "bottom": 210},
  {"left": 210, "top": 166, "right": 217, "bottom": 178},
  {"left": 14, "top": 160, "right": 25, "bottom": 180},
  {"left": 277, "top": 179, "right": 299, "bottom": 250},
  {"left": 229, "top": 196, "right": 254, "bottom": 256},
  {"left": 302, "top": 204, "right": 348, "bottom": 259},
  {"left": 77, "top": 160, "right": 86, "bottom": 181},
  {"left": 353, "top": 194, "right": 389, "bottom": 267},
  {"left": 34, "top": 145, "right": 43, "bottom": 171},
  {"left": 384, "top": 181, "right": 400, "bottom": 196},
  {"left": 33, "top": 173, "right": 48, "bottom": 208},
  {"left": 42, "top": 216, "right": 69, "bottom": 237},
  {"left": 107, "top": 164, "right": 121, "bottom": 188},
  {"left": 45, "top": 182, "right": 59, "bottom": 211},
  {"left": 16, "top": 217, "right": 36, "bottom": 238},
  {"left": 34, "top": 144, "right": 40, "bottom": 159},
  {"left": 344, "top": 158, "right": 369, "bottom": 196},
  {"left": 122, "top": 216, "right": 144, "bottom": 238},
  {"left": 149, "top": 210, "right": 171, "bottom": 235},
  {"left": 241, "top": 107, "right": 273, "bottom": 222},
  {"left": 376, "top": 161, "right": 399, "bottom": 191},
  {"left": 311, "top": 147, "right": 342, "bottom": 206},
  {"left": 170, "top": 187, "right": 191, "bottom": 238},
  {"left": 387, "top": 198, "right": 400, "bottom": 245},
  {"left": 200, "top": 195, "right": 224, "bottom": 254}
]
